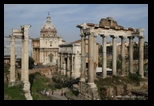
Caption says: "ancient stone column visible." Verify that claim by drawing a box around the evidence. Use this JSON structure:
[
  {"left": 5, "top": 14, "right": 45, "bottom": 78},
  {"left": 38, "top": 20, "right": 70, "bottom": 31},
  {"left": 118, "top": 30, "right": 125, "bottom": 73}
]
[
  {"left": 80, "top": 33, "right": 86, "bottom": 82},
  {"left": 138, "top": 36, "right": 144, "bottom": 78},
  {"left": 128, "top": 36, "right": 134, "bottom": 74},
  {"left": 101, "top": 35, "right": 107, "bottom": 78},
  {"left": 9, "top": 35, "right": 16, "bottom": 86},
  {"left": 93, "top": 35, "right": 97, "bottom": 79},
  {"left": 21, "top": 36, "right": 25, "bottom": 82},
  {"left": 21, "top": 25, "right": 31, "bottom": 83},
  {"left": 21, "top": 25, "right": 32, "bottom": 100},
  {"left": 110, "top": 35, "right": 117, "bottom": 75},
  {"left": 119, "top": 36, "right": 126, "bottom": 76},
  {"left": 67, "top": 54, "right": 70, "bottom": 77},
  {"left": 88, "top": 32, "right": 96, "bottom": 88}
]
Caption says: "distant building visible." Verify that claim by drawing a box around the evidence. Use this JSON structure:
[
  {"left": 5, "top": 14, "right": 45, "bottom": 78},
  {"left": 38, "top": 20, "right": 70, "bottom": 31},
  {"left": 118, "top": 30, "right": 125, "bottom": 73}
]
[
  {"left": 71, "top": 38, "right": 99, "bottom": 68},
  {"left": 58, "top": 38, "right": 99, "bottom": 79},
  {"left": 59, "top": 43, "right": 81, "bottom": 79},
  {"left": 32, "top": 14, "right": 66, "bottom": 65}
]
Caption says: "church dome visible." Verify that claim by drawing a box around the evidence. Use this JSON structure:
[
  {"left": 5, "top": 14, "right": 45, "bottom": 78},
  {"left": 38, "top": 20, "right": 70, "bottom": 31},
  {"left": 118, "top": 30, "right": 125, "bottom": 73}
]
[{"left": 42, "top": 15, "right": 56, "bottom": 31}]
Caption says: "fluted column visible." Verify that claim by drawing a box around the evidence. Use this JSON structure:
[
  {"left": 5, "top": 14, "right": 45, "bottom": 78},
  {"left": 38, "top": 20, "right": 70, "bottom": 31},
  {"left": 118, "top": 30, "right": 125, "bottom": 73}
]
[
  {"left": 119, "top": 36, "right": 126, "bottom": 76},
  {"left": 138, "top": 36, "right": 144, "bottom": 78},
  {"left": 110, "top": 35, "right": 117, "bottom": 75},
  {"left": 88, "top": 32, "right": 96, "bottom": 88},
  {"left": 21, "top": 36, "right": 25, "bottom": 82},
  {"left": 9, "top": 35, "right": 16, "bottom": 86},
  {"left": 128, "top": 36, "right": 134, "bottom": 74},
  {"left": 80, "top": 33, "right": 86, "bottom": 82},
  {"left": 101, "top": 35, "right": 107, "bottom": 78},
  {"left": 93, "top": 35, "right": 97, "bottom": 79}
]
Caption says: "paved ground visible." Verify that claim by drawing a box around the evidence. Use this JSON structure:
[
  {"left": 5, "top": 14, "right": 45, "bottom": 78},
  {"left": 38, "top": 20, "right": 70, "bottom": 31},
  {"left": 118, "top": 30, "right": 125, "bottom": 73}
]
[
  {"left": 41, "top": 88, "right": 69, "bottom": 100},
  {"left": 50, "top": 88, "right": 68, "bottom": 100}
]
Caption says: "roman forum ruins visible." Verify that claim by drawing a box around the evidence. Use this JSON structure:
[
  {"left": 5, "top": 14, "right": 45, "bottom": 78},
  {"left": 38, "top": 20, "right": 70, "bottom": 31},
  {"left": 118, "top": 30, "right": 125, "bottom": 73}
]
[
  {"left": 76, "top": 17, "right": 144, "bottom": 99},
  {"left": 9, "top": 25, "right": 32, "bottom": 100}
]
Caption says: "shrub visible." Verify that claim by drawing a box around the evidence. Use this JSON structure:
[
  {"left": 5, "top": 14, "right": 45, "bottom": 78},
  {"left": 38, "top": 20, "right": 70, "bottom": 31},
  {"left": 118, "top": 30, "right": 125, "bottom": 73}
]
[{"left": 128, "top": 73, "right": 141, "bottom": 85}]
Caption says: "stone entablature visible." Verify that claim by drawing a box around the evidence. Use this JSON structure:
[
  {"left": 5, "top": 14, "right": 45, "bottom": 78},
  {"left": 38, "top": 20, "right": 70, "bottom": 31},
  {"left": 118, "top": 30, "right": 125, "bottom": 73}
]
[{"left": 59, "top": 43, "right": 81, "bottom": 54}]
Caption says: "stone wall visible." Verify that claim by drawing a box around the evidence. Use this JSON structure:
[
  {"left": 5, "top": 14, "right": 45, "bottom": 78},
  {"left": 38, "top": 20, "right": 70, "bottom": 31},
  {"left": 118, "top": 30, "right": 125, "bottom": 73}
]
[{"left": 99, "top": 82, "right": 148, "bottom": 99}]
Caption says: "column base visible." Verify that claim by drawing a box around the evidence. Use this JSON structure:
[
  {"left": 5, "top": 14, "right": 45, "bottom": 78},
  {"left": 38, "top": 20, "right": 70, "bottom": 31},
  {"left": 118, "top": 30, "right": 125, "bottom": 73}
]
[
  {"left": 8, "top": 81, "right": 15, "bottom": 87},
  {"left": 80, "top": 78, "right": 85, "bottom": 82},
  {"left": 121, "top": 74, "right": 126, "bottom": 77},
  {"left": 88, "top": 83, "right": 97, "bottom": 88}
]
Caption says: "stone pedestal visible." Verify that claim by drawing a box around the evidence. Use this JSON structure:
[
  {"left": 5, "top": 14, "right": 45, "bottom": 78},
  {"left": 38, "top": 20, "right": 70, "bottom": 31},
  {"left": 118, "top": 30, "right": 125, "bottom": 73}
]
[
  {"left": 78, "top": 81, "right": 99, "bottom": 100},
  {"left": 23, "top": 81, "right": 33, "bottom": 100}
]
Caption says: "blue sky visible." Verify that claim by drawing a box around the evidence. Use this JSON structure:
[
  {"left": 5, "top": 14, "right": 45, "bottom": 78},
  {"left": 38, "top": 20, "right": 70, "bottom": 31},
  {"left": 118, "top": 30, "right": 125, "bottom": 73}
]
[{"left": 4, "top": 4, "right": 148, "bottom": 43}]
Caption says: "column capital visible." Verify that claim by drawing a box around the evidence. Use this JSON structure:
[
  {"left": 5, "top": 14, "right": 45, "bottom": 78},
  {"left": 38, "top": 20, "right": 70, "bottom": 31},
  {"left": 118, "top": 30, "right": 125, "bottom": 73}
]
[
  {"left": 119, "top": 36, "right": 126, "bottom": 39},
  {"left": 93, "top": 34, "right": 97, "bottom": 38},
  {"left": 100, "top": 34, "right": 107, "bottom": 38},
  {"left": 138, "top": 36, "right": 144, "bottom": 39},
  {"left": 127, "top": 36, "right": 135, "bottom": 39},
  {"left": 110, "top": 35, "right": 117, "bottom": 38},
  {"left": 80, "top": 34, "right": 86, "bottom": 37}
]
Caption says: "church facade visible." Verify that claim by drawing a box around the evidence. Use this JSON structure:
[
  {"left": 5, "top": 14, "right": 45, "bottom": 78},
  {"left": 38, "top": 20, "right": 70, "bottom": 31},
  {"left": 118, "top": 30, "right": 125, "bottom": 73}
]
[{"left": 32, "top": 14, "right": 66, "bottom": 65}]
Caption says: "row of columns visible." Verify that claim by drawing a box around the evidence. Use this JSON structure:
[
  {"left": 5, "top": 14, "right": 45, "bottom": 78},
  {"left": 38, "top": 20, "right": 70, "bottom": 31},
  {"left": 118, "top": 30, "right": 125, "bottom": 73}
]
[
  {"left": 80, "top": 31, "right": 144, "bottom": 88},
  {"left": 59, "top": 53, "right": 75, "bottom": 78},
  {"left": 9, "top": 25, "right": 32, "bottom": 100},
  {"left": 9, "top": 25, "right": 31, "bottom": 85}
]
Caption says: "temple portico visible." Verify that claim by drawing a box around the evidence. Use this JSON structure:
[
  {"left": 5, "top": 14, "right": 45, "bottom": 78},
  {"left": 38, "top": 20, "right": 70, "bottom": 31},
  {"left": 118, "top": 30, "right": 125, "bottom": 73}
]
[{"left": 76, "top": 17, "right": 145, "bottom": 100}]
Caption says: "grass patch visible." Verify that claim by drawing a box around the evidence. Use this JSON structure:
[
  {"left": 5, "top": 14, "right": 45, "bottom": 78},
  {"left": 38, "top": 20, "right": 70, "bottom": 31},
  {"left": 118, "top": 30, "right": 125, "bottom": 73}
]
[
  {"left": 29, "top": 72, "right": 51, "bottom": 100},
  {"left": 4, "top": 83, "right": 26, "bottom": 100}
]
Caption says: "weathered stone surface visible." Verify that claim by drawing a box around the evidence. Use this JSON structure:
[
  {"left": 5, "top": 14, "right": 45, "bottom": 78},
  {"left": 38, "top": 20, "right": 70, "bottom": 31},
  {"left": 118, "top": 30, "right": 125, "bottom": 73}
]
[
  {"left": 23, "top": 81, "right": 33, "bottom": 100},
  {"left": 99, "top": 17, "right": 118, "bottom": 28}
]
